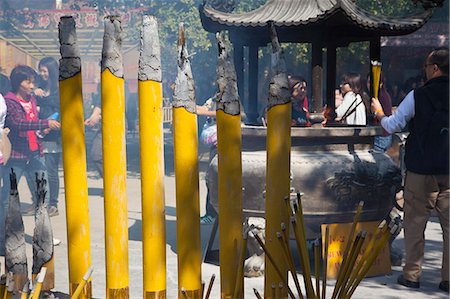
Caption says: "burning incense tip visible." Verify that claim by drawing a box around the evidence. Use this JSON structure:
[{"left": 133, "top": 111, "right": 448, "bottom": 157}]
[
  {"left": 371, "top": 60, "right": 382, "bottom": 66},
  {"left": 101, "top": 15, "right": 123, "bottom": 78},
  {"left": 83, "top": 266, "right": 94, "bottom": 280},
  {"left": 138, "top": 15, "right": 162, "bottom": 82}
]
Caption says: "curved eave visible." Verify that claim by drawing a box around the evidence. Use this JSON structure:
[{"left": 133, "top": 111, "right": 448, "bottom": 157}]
[
  {"left": 201, "top": 0, "right": 337, "bottom": 28},
  {"left": 339, "top": 0, "right": 433, "bottom": 35},
  {"left": 200, "top": 0, "right": 433, "bottom": 36}
]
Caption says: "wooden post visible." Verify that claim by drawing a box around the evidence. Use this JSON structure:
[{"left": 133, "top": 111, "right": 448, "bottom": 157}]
[
  {"left": 248, "top": 46, "right": 259, "bottom": 124},
  {"left": 312, "top": 43, "right": 324, "bottom": 113},
  {"left": 233, "top": 41, "right": 245, "bottom": 114},
  {"left": 325, "top": 43, "right": 337, "bottom": 122}
]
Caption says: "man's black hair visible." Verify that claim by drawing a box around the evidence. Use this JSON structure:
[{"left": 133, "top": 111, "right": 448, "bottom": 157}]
[{"left": 428, "top": 47, "right": 449, "bottom": 75}]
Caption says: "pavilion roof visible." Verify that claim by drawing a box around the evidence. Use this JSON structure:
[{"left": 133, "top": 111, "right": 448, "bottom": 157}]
[{"left": 201, "top": 0, "right": 432, "bottom": 39}]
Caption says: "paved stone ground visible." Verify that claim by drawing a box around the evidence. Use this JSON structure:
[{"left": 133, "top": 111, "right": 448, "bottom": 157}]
[{"left": 6, "top": 131, "right": 449, "bottom": 298}]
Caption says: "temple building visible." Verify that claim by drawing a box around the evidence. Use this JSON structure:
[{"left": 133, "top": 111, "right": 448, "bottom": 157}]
[
  {"left": 0, "top": 0, "right": 144, "bottom": 95},
  {"left": 200, "top": 0, "right": 445, "bottom": 123}
]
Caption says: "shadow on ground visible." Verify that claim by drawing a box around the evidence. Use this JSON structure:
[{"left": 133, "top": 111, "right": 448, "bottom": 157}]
[
  {"left": 127, "top": 214, "right": 219, "bottom": 264},
  {"left": 48, "top": 292, "right": 102, "bottom": 299},
  {"left": 88, "top": 187, "right": 103, "bottom": 196},
  {"left": 108, "top": 129, "right": 211, "bottom": 178},
  {"left": 49, "top": 291, "right": 70, "bottom": 299}
]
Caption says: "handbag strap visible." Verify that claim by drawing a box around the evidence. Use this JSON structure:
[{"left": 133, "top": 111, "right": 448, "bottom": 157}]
[{"left": 340, "top": 95, "right": 363, "bottom": 122}]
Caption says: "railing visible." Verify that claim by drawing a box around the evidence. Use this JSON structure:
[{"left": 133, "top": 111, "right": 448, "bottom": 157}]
[{"left": 163, "top": 106, "right": 172, "bottom": 124}]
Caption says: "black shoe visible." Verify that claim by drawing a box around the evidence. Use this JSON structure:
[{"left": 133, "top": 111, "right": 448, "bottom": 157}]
[
  {"left": 397, "top": 275, "right": 420, "bottom": 289},
  {"left": 439, "top": 281, "right": 449, "bottom": 292}
]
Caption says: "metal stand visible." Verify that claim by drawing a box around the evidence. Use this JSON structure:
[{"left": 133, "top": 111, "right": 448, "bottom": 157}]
[{"left": 202, "top": 218, "right": 219, "bottom": 263}]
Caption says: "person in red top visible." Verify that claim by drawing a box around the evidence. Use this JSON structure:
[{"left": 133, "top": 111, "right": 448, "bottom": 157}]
[
  {"left": 288, "top": 75, "right": 310, "bottom": 126},
  {"left": 0, "top": 65, "right": 60, "bottom": 255}
]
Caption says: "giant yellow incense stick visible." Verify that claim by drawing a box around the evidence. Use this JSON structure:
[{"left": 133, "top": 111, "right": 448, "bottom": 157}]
[
  {"left": 215, "top": 32, "right": 244, "bottom": 299},
  {"left": 0, "top": 275, "right": 5, "bottom": 299},
  {"left": 58, "top": 16, "right": 92, "bottom": 299},
  {"left": 30, "top": 267, "right": 46, "bottom": 299},
  {"left": 265, "top": 22, "right": 292, "bottom": 299},
  {"left": 138, "top": 15, "right": 167, "bottom": 299},
  {"left": 0, "top": 276, "right": 4, "bottom": 299},
  {"left": 20, "top": 280, "right": 29, "bottom": 299},
  {"left": 172, "top": 23, "right": 201, "bottom": 299},
  {"left": 371, "top": 61, "right": 382, "bottom": 99},
  {"left": 322, "top": 225, "right": 330, "bottom": 299},
  {"left": 101, "top": 16, "right": 129, "bottom": 298},
  {"left": 294, "top": 193, "right": 316, "bottom": 298},
  {"left": 70, "top": 267, "right": 94, "bottom": 299},
  {"left": 3, "top": 273, "right": 12, "bottom": 299}
]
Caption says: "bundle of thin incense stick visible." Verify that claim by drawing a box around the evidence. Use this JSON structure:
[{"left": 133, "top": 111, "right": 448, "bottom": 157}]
[{"left": 249, "top": 194, "right": 401, "bottom": 299}]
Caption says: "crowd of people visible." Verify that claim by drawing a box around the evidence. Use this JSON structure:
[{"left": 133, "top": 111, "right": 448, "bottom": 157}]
[
  {"left": 0, "top": 57, "right": 144, "bottom": 257},
  {"left": 0, "top": 47, "right": 447, "bottom": 294},
  {"left": 198, "top": 47, "right": 441, "bottom": 226},
  {"left": 283, "top": 66, "right": 427, "bottom": 157},
  {"left": 197, "top": 48, "right": 449, "bottom": 293}
]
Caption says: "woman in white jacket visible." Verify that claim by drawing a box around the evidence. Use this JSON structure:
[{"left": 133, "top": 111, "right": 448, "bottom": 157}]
[
  {"left": 0, "top": 92, "right": 7, "bottom": 255},
  {"left": 336, "top": 73, "right": 367, "bottom": 125},
  {"left": 0, "top": 93, "right": 7, "bottom": 165}
]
